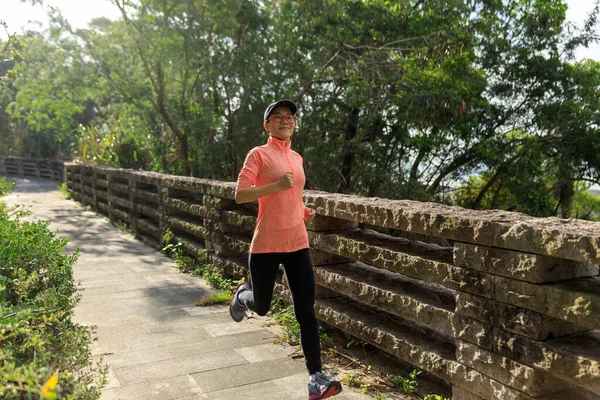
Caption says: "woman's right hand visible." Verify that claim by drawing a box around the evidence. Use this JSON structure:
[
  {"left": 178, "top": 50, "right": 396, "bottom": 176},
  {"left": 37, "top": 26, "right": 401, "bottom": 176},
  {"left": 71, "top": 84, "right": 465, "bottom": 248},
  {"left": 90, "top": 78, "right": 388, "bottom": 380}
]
[{"left": 277, "top": 172, "right": 294, "bottom": 191}]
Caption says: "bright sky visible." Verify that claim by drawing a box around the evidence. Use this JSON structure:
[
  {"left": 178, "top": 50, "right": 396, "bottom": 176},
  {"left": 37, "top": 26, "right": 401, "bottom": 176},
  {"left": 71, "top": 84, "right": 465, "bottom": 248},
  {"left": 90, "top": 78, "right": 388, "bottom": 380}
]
[
  {"left": 1, "top": 0, "right": 121, "bottom": 33},
  {"left": 1, "top": 0, "right": 599, "bottom": 60}
]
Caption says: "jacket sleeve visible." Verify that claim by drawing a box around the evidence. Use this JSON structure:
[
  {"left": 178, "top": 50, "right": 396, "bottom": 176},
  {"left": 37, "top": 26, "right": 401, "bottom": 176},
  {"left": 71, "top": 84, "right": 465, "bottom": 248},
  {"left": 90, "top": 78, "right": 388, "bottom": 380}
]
[{"left": 235, "top": 149, "right": 261, "bottom": 195}]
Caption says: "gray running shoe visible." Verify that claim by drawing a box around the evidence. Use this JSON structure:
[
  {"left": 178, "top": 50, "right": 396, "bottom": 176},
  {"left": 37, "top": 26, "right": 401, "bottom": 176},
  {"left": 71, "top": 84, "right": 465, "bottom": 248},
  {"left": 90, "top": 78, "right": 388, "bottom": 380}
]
[
  {"left": 308, "top": 372, "right": 342, "bottom": 400},
  {"left": 229, "top": 282, "right": 250, "bottom": 323}
]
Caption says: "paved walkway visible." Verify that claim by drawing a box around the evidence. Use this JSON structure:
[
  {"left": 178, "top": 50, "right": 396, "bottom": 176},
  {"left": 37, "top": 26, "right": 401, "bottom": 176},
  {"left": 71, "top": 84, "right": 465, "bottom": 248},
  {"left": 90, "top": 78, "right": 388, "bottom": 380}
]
[{"left": 2, "top": 179, "right": 366, "bottom": 400}]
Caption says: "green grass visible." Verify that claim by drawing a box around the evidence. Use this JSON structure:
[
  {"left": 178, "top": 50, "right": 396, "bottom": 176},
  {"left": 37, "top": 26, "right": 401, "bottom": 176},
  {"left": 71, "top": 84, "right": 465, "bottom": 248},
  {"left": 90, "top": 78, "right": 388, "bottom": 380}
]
[
  {"left": 58, "top": 182, "right": 71, "bottom": 199},
  {"left": 0, "top": 177, "right": 15, "bottom": 196},
  {"left": 195, "top": 290, "right": 232, "bottom": 306}
]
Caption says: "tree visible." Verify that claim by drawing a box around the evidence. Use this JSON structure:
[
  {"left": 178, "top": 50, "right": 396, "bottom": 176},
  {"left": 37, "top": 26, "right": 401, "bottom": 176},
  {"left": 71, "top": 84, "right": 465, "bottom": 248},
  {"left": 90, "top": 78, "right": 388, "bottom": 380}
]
[{"left": 2, "top": 0, "right": 599, "bottom": 219}]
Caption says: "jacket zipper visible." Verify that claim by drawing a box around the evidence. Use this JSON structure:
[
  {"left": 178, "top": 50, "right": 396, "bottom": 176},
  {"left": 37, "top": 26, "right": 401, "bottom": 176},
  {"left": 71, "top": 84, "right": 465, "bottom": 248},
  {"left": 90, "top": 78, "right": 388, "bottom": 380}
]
[{"left": 284, "top": 148, "right": 295, "bottom": 200}]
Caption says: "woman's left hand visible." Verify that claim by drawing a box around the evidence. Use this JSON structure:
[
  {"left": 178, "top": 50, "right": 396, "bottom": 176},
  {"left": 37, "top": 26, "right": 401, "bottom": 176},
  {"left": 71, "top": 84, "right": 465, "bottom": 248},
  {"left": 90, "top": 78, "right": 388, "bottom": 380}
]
[{"left": 304, "top": 207, "right": 317, "bottom": 222}]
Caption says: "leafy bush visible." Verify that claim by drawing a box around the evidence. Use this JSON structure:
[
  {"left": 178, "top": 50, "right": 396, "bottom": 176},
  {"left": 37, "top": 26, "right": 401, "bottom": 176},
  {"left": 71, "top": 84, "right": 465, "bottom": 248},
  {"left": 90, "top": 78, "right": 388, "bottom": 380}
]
[
  {"left": 0, "top": 205, "right": 105, "bottom": 399},
  {"left": 391, "top": 369, "right": 421, "bottom": 394},
  {"left": 0, "top": 177, "right": 15, "bottom": 196}
]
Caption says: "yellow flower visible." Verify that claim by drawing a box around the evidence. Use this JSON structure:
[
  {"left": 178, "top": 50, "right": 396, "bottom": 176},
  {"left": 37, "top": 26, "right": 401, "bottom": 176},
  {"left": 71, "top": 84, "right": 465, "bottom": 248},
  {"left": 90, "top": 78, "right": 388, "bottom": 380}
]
[{"left": 42, "top": 373, "right": 59, "bottom": 400}]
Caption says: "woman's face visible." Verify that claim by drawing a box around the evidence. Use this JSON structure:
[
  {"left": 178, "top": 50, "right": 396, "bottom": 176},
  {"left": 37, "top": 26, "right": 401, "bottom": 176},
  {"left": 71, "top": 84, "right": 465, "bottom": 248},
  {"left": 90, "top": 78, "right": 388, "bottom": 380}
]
[{"left": 264, "top": 106, "right": 296, "bottom": 141}]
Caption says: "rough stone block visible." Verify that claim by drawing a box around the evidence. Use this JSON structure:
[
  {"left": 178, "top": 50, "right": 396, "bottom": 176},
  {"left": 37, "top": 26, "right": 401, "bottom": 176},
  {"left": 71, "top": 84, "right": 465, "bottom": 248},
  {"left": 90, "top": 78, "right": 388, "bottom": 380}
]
[
  {"left": 221, "top": 233, "right": 250, "bottom": 255},
  {"left": 314, "top": 284, "right": 340, "bottom": 300},
  {"left": 452, "top": 385, "right": 486, "bottom": 400},
  {"left": 305, "top": 214, "right": 358, "bottom": 232},
  {"left": 164, "top": 216, "right": 207, "bottom": 240},
  {"left": 161, "top": 176, "right": 236, "bottom": 199},
  {"left": 97, "top": 202, "right": 110, "bottom": 214},
  {"left": 493, "top": 217, "right": 600, "bottom": 264},
  {"left": 137, "top": 234, "right": 160, "bottom": 250},
  {"left": 310, "top": 249, "right": 350, "bottom": 266},
  {"left": 456, "top": 292, "right": 586, "bottom": 340},
  {"left": 96, "top": 190, "right": 109, "bottom": 200},
  {"left": 303, "top": 191, "right": 497, "bottom": 246},
  {"left": 112, "top": 208, "right": 130, "bottom": 224},
  {"left": 494, "top": 275, "right": 600, "bottom": 331},
  {"left": 131, "top": 188, "right": 159, "bottom": 204},
  {"left": 163, "top": 197, "right": 220, "bottom": 220},
  {"left": 309, "top": 230, "right": 492, "bottom": 297},
  {"left": 135, "top": 204, "right": 160, "bottom": 220},
  {"left": 82, "top": 194, "right": 94, "bottom": 206},
  {"left": 457, "top": 340, "right": 572, "bottom": 396},
  {"left": 452, "top": 314, "right": 493, "bottom": 351},
  {"left": 314, "top": 297, "right": 460, "bottom": 389},
  {"left": 110, "top": 182, "right": 130, "bottom": 194},
  {"left": 203, "top": 195, "right": 236, "bottom": 210},
  {"left": 205, "top": 240, "right": 238, "bottom": 257},
  {"left": 173, "top": 234, "right": 205, "bottom": 258},
  {"left": 493, "top": 328, "right": 600, "bottom": 395},
  {"left": 221, "top": 210, "right": 256, "bottom": 233},
  {"left": 454, "top": 379, "right": 595, "bottom": 400},
  {"left": 311, "top": 296, "right": 522, "bottom": 400},
  {"left": 109, "top": 195, "right": 131, "bottom": 210},
  {"left": 314, "top": 263, "right": 455, "bottom": 337},
  {"left": 129, "top": 170, "right": 163, "bottom": 185},
  {"left": 205, "top": 232, "right": 249, "bottom": 256},
  {"left": 136, "top": 218, "right": 160, "bottom": 238},
  {"left": 207, "top": 255, "right": 248, "bottom": 280},
  {"left": 454, "top": 242, "right": 598, "bottom": 283},
  {"left": 489, "top": 380, "right": 536, "bottom": 400},
  {"left": 303, "top": 191, "right": 600, "bottom": 264}
]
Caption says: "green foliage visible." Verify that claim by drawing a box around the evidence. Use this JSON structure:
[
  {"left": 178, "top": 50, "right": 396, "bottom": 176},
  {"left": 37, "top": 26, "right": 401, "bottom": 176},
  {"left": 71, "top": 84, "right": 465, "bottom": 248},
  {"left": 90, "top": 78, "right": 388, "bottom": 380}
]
[
  {"left": 0, "top": 205, "right": 106, "bottom": 398},
  {"left": 1, "top": 1, "right": 599, "bottom": 218},
  {"left": 455, "top": 172, "right": 600, "bottom": 220},
  {"left": 270, "top": 296, "right": 301, "bottom": 346},
  {"left": 424, "top": 394, "right": 450, "bottom": 400},
  {"left": 58, "top": 182, "right": 70, "bottom": 199},
  {"left": 343, "top": 373, "right": 358, "bottom": 387},
  {"left": 0, "top": 177, "right": 15, "bottom": 196},
  {"left": 270, "top": 295, "right": 332, "bottom": 347},
  {"left": 571, "top": 183, "right": 600, "bottom": 221},
  {"left": 346, "top": 338, "right": 364, "bottom": 348},
  {"left": 0, "top": 21, "right": 24, "bottom": 82},
  {"left": 391, "top": 369, "right": 421, "bottom": 394}
]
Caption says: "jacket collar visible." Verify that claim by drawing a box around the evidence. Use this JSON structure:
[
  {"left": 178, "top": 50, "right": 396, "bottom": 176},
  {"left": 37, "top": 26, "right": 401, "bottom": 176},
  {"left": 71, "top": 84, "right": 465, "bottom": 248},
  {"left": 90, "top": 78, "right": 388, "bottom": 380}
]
[{"left": 267, "top": 136, "right": 292, "bottom": 152}]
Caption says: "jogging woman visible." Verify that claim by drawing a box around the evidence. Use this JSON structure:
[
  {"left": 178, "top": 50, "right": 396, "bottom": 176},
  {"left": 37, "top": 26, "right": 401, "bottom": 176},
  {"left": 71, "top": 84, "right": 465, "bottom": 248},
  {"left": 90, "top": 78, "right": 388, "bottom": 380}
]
[{"left": 229, "top": 99, "right": 342, "bottom": 400}]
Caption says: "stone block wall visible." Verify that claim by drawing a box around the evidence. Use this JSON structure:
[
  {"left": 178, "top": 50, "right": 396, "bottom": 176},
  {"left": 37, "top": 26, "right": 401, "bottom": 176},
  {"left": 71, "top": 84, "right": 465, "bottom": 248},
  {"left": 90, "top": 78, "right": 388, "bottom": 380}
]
[
  {"left": 59, "top": 163, "right": 600, "bottom": 399},
  {"left": 0, "top": 156, "right": 65, "bottom": 182}
]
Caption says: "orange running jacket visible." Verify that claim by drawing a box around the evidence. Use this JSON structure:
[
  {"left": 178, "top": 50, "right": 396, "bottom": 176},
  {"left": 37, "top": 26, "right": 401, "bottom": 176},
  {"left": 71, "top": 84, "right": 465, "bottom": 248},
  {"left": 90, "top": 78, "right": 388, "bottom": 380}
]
[{"left": 235, "top": 136, "right": 313, "bottom": 254}]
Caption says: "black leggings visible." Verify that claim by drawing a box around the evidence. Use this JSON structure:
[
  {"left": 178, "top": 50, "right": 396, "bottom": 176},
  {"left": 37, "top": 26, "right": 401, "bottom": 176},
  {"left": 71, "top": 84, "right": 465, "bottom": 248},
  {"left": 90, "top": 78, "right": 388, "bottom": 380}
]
[{"left": 238, "top": 248, "right": 321, "bottom": 375}]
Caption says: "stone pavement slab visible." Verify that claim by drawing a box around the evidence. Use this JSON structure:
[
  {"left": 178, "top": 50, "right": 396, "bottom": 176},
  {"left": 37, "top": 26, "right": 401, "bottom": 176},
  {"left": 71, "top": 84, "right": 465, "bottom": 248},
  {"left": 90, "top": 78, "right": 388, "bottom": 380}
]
[{"left": 2, "top": 179, "right": 373, "bottom": 400}]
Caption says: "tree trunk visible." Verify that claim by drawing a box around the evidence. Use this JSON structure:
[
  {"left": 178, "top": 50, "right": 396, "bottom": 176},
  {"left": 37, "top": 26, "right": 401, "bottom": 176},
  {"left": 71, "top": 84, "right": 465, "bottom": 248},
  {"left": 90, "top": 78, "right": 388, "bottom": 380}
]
[{"left": 471, "top": 171, "right": 502, "bottom": 209}]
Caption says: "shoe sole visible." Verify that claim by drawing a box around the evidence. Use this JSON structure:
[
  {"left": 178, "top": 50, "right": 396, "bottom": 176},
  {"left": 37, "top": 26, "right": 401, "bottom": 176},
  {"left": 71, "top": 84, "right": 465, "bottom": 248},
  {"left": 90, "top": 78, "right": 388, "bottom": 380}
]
[
  {"left": 309, "top": 382, "right": 342, "bottom": 400},
  {"left": 229, "top": 282, "right": 249, "bottom": 323}
]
